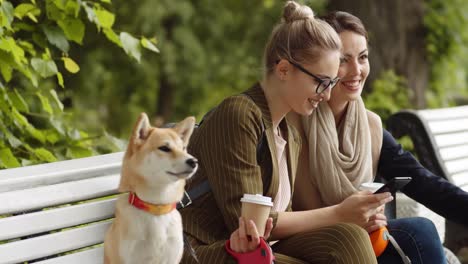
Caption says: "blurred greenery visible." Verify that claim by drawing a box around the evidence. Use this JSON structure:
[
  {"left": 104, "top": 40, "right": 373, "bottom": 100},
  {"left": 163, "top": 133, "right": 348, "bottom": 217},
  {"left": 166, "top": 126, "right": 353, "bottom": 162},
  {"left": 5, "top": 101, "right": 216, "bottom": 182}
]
[
  {"left": 1, "top": 0, "right": 467, "bottom": 167},
  {"left": 0, "top": 0, "right": 158, "bottom": 169}
]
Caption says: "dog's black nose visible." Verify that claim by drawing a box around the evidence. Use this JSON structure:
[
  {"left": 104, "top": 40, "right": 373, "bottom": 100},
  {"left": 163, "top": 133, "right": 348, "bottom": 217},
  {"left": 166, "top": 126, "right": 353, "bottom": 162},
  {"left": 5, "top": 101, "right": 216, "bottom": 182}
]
[{"left": 186, "top": 158, "right": 198, "bottom": 168}]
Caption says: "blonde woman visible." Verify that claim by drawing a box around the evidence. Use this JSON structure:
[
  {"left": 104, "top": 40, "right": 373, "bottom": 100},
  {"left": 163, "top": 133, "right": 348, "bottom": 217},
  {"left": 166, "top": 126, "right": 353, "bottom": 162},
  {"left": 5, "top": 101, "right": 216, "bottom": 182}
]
[
  {"left": 290, "top": 11, "right": 448, "bottom": 264},
  {"left": 179, "top": 2, "right": 393, "bottom": 264}
]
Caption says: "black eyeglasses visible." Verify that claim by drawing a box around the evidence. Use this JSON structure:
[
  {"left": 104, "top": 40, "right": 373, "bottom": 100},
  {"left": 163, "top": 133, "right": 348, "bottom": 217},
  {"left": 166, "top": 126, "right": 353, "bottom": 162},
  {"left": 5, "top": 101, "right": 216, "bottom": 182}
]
[{"left": 288, "top": 60, "right": 340, "bottom": 94}]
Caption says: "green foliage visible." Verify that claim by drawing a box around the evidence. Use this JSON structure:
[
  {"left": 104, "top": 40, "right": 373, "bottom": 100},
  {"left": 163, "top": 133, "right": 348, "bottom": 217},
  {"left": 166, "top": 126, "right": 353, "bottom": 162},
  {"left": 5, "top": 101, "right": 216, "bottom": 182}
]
[
  {"left": 364, "top": 70, "right": 412, "bottom": 123},
  {"left": 424, "top": 0, "right": 468, "bottom": 107},
  {"left": 364, "top": 70, "right": 414, "bottom": 152},
  {"left": 0, "top": 0, "right": 158, "bottom": 169},
  {"left": 68, "top": 0, "right": 327, "bottom": 137}
]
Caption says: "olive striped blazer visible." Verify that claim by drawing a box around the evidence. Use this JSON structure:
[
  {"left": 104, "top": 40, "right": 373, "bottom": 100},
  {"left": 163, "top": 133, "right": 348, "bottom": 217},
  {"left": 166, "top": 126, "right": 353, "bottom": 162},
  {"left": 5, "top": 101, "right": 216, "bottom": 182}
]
[{"left": 180, "top": 83, "right": 302, "bottom": 244}]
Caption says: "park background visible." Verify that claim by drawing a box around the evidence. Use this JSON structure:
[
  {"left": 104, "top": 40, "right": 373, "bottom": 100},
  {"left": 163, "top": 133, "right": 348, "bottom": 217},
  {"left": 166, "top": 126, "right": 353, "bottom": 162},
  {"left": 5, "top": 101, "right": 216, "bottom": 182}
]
[{"left": 0, "top": 0, "right": 467, "bottom": 169}]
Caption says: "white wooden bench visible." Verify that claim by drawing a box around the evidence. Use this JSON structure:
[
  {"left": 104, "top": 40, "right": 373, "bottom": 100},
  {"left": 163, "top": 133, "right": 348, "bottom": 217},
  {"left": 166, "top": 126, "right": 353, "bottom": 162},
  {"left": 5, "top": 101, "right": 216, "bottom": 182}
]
[
  {"left": 387, "top": 105, "right": 468, "bottom": 255},
  {"left": 0, "top": 152, "right": 124, "bottom": 264}
]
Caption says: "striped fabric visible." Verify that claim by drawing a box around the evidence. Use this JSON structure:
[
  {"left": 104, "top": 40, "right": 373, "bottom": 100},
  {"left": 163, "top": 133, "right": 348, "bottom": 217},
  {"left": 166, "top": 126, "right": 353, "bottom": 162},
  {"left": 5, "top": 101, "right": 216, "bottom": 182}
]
[{"left": 180, "top": 83, "right": 376, "bottom": 263}]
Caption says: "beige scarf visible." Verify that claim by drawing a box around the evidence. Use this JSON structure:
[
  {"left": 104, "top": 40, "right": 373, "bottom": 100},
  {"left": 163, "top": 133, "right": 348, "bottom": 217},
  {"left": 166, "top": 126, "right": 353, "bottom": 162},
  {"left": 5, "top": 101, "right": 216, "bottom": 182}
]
[{"left": 302, "top": 98, "right": 383, "bottom": 206}]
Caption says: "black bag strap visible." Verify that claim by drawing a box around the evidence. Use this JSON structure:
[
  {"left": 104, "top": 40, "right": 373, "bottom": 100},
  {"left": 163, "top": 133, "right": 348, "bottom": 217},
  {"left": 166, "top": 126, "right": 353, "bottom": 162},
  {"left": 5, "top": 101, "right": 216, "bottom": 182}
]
[{"left": 177, "top": 93, "right": 266, "bottom": 210}]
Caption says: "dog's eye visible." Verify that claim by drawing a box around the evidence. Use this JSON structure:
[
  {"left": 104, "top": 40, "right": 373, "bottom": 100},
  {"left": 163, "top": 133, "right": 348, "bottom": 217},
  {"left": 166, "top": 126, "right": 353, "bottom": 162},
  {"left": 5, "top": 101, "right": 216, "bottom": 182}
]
[{"left": 158, "top": 146, "right": 171, "bottom": 152}]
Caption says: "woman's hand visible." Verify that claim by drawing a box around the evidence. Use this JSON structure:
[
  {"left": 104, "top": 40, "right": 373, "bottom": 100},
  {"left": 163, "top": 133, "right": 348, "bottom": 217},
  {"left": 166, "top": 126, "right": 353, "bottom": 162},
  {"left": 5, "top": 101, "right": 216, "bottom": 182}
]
[
  {"left": 336, "top": 191, "right": 393, "bottom": 228},
  {"left": 229, "top": 217, "right": 273, "bottom": 253},
  {"left": 364, "top": 205, "right": 387, "bottom": 233}
]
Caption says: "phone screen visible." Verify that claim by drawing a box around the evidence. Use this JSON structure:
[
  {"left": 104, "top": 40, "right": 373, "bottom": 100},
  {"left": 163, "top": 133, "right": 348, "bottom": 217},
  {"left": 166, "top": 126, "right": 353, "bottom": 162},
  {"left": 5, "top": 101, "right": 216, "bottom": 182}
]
[{"left": 374, "top": 177, "right": 412, "bottom": 194}]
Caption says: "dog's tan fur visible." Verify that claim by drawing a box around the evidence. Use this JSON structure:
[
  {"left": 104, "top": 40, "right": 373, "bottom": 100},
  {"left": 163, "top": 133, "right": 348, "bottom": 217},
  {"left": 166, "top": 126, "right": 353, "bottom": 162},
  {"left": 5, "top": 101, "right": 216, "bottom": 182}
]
[{"left": 104, "top": 113, "right": 197, "bottom": 264}]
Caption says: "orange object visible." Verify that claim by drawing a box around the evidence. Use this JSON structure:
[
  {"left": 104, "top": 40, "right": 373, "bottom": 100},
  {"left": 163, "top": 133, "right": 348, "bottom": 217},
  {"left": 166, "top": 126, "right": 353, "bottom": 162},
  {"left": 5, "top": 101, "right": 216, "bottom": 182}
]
[{"left": 369, "top": 227, "right": 390, "bottom": 256}]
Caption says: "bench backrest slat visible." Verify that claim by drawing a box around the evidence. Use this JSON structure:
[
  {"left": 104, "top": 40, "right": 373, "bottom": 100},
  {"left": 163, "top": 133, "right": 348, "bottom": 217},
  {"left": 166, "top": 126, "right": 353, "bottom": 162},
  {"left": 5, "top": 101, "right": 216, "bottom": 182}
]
[
  {"left": 0, "top": 152, "right": 123, "bottom": 193},
  {"left": 426, "top": 118, "right": 468, "bottom": 135},
  {"left": 35, "top": 247, "right": 104, "bottom": 264},
  {"left": 0, "top": 221, "right": 111, "bottom": 264},
  {"left": 418, "top": 105, "right": 468, "bottom": 121},
  {"left": 0, "top": 175, "right": 119, "bottom": 215},
  {"left": 439, "top": 145, "right": 468, "bottom": 161},
  {"left": 0, "top": 198, "right": 116, "bottom": 241},
  {"left": 387, "top": 105, "right": 468, "bottom": 184},
  {"left": 434, "top": 131, "right": 468, "bottom": 148},
  {"left": 452, "top": 172, "right": 468, "bottom": 191},
  {"left": 0, "top": 154, "right": 123, "bottom": 263}
]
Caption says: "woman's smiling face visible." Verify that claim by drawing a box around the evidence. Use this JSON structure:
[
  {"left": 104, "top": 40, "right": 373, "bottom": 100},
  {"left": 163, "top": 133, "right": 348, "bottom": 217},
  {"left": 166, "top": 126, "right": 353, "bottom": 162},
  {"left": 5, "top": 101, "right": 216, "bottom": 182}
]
[{"left": 330, "top": 30, "right": 370, "bottom": 104}]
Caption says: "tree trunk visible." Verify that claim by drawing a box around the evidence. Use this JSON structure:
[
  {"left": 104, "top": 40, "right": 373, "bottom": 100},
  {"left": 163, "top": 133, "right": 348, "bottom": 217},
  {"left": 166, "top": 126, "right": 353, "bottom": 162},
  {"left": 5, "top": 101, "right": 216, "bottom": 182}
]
[
  {"left": 155, "top": 15, "right": 178, "bottom": 124},
  {"left": 327, "top": 0, "right": 428, "bottom": 108}
]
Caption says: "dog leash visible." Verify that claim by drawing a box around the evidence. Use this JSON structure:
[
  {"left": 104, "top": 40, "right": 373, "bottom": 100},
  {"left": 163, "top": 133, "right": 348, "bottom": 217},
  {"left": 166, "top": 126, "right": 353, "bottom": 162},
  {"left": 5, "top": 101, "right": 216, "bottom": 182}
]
[{"left": 388, "top": 234, "right": 412, "bottom": 264}]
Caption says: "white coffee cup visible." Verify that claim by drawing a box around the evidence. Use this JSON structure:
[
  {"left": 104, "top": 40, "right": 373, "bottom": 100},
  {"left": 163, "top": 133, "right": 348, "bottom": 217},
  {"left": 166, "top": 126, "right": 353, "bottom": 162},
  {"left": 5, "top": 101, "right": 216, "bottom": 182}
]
[
  {"left": 240, "top": 194, "right": 273, "bottom": 237},
  {"left": 359, "top": 182, "right": 384, "bottom": 193}
]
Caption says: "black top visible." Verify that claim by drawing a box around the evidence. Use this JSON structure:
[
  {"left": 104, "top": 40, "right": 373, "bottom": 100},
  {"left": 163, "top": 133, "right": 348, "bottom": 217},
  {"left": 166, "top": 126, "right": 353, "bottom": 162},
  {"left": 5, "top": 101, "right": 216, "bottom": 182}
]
[{"left": 378, "top": 129, "right": 468, "bottom": 227}]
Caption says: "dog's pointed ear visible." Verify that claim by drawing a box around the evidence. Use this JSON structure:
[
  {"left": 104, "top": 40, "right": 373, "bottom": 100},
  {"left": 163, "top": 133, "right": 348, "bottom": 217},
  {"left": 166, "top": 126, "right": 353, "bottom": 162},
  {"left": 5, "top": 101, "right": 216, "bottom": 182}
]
[
  {"left": 173, "top": 116, "right": 196, "bottom": 146},
  {"left": 132, "top": 113, "right": 151, "bottom": 143}
]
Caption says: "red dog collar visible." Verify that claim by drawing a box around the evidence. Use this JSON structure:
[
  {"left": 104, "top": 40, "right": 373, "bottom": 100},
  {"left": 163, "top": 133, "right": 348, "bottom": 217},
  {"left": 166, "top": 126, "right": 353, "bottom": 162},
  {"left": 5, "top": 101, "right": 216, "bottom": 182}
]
[{"left": 128, "top": 192, "right": 176, "bottom": 215}]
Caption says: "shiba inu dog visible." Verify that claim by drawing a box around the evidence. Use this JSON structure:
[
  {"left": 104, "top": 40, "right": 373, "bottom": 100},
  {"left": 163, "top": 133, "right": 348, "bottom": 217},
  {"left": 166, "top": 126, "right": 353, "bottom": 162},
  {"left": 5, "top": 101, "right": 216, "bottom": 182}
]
[{"left": 104, "top": 113, "right": 198, "bottom": 264}]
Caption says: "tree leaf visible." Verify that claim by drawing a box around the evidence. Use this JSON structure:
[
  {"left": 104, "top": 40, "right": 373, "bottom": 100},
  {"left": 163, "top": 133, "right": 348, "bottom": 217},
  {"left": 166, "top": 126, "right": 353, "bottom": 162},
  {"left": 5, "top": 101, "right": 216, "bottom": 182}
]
[
  {"left": 57, "top": 17, "right": 85, "bottom": 44},
  {"left": 0, "top": 148, "right": 21, "bottom": 168},
  {"left": 120, "top": 32, "right": 141, "bottom": 62},
  {"left": 82, "top": 3, "right": 97, "bottom": 24},
  {"left": 103, "top": 28, "right": 121, "bottom": 47},
  {"left": 0, "top": 63, "right": 12, "bottom": 82},
  {"left": 141, "top": 37, "right": 160, "bottom": 53},
  {"left": 5, "top": 131, "right": 22, "bottom": 148},
  {"left": 37, "top": 92, "right": 53, "bottom": 114},
  {"left": 43, "top": 25, "right": 69, "bottom": 52},
  {"left": 33, "top": 147, "right": 57, "bottom": 162},
  {"left": 62, "top": 57, "right": 80, "bottom": 73},
  {"left": 14, "top": 3, "right": 37, "bottom": 19},
  {"left": 44, "top": 129, "right": 61, "bottom": 144},
  {"left": 56, "top": 71, "right": 64, "bottom": 88},
  {"left": 66, "top": 146, "right": 93, "bottom": 159},
  {"left": 8, "top": 88, "right": 29, "bottom": 112},
  {"left": 49, "top": 89, "right": 64, "bottom": 110},
  {"left": 95, "top": 8, "right": 115, "bottom": 29},
  {"left": 0, "top": 37, "right": 27, "bottom": 63},
  {"left": 31, "top": 58, "right": 58, "bottom": 78},
  {"left": 26, "top": 13, "right": 38, "bottom": 23},
  {"left": 1, "top": 1, "right": 14, "bottom": 29}
]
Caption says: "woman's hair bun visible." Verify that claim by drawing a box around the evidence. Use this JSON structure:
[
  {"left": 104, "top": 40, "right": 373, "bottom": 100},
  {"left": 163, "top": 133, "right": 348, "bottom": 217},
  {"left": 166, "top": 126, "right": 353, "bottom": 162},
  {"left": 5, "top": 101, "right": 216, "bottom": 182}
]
[{"left": 282, "top": 1, "right": 315, "bottom": 23}]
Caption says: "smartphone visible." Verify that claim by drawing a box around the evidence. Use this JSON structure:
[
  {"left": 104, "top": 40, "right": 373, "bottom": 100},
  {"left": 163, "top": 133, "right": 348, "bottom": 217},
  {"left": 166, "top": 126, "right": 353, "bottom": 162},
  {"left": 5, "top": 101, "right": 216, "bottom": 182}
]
[{"left": 374, "top": 177, "right": 412, "bottom": 194}]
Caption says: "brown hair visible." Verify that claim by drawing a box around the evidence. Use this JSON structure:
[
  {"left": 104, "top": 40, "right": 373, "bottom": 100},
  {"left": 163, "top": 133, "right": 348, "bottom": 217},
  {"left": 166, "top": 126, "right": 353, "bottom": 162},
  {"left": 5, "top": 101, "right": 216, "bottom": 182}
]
[
  {"left": 263, "top": 1, "right": 341, "bottom": 74},
  {"left": 320, "top": 11, "right": 368, "bottom": 41}
]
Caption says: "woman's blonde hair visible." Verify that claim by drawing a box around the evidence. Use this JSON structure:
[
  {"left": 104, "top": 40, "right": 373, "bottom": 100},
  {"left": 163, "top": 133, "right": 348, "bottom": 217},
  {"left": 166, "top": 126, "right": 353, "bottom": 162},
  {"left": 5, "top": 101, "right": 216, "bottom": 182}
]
[{"left": 264, "top": 1, "right": 342, "bottom": 74}]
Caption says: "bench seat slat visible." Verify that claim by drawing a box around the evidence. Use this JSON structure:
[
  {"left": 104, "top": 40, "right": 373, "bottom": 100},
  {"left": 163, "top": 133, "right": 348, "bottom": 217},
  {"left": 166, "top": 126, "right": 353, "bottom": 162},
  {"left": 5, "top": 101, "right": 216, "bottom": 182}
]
[
  {"left": 0, "top": 152, "right": 123, "bottom": 193},
  {"left": 36, "top": 247, "right": 104, "bottom": 264},
  {"left": 0, "top": 198, "right": 116, "bottom": 241},
  {"left": 0, "top": 175, "right": 119, "bottom": 215},
  {"left": 0, "top": 221, "right": 111, "bottom": 264}
]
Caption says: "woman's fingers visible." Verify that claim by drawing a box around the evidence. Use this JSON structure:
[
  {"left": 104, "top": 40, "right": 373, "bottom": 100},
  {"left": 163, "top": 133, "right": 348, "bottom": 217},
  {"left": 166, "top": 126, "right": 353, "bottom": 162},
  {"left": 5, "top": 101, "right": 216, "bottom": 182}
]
[
  {"left": 247, "top": 220, "right": 260, "bottom": 251},
  {"left": 263, "top": 217, "right": 273, "bottom": 239},
  {"left": 365, "top": 213, "right": 388, "bottom": 233},
  {"left": 230, "top": 229, "right": 240, "bottom": 252},
  {"left": 238, "top": 217, "right": 249, "bottom": 252},
  {"left": 368, "top": 192, "right": 393, "bottom": 209}
]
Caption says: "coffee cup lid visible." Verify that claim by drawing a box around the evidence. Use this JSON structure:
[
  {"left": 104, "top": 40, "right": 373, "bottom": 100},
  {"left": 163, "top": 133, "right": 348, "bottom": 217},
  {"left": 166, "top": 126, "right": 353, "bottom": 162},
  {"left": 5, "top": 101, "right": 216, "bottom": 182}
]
[
  {"left": 240, "top": 194, "right": 273, "bottom": 207},
  {"left": 359, "top": 182, "right": 384, "bottom": 192}
]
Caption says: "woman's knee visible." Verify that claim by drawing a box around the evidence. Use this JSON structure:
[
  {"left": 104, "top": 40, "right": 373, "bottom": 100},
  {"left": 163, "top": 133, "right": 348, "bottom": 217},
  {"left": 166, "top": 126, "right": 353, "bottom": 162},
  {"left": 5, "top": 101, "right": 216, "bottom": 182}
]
[{"left": 311, "top": 223, "right": 376, "bottom": 263}]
